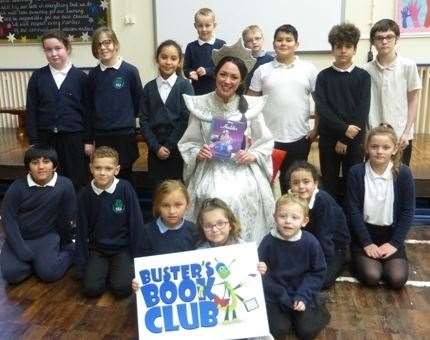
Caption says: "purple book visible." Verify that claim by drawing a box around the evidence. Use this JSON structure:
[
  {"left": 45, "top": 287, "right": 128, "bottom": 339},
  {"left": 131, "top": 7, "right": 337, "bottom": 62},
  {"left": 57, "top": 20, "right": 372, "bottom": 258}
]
[{"left": 209, "top": 117, "right": 246, "bottom": 160}]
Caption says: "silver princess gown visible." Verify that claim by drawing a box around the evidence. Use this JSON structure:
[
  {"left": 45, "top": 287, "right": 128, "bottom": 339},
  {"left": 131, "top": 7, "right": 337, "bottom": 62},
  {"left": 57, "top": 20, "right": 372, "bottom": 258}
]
[{"left": 178, "top": 92, "right": 275, "bottom": 243}]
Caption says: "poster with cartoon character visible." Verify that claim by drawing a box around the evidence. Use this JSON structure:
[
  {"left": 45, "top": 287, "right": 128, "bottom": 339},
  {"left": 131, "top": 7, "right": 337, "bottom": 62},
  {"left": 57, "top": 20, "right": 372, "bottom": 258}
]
[{"left": 134, "top": 242, "right": 270, "bottom": 340}]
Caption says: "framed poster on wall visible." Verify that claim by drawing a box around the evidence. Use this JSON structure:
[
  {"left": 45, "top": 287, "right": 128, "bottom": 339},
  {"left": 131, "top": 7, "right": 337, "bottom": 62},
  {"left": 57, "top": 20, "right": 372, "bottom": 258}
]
[{"left": 396, "top": 0, "right": 430, "bottom": 35}]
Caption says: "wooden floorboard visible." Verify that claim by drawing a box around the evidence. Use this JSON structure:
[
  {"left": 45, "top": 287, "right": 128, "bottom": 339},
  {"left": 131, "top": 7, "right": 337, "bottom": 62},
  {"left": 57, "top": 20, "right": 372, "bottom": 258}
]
[{"left": 0, "top": 227, "right": 429, "bottom": 339}]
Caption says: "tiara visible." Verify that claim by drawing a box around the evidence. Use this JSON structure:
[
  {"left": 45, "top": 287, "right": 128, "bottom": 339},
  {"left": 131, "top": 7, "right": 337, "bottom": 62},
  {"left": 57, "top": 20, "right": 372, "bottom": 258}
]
[{"left": 212, "top": 39, "right": 256, "bottom": 73}]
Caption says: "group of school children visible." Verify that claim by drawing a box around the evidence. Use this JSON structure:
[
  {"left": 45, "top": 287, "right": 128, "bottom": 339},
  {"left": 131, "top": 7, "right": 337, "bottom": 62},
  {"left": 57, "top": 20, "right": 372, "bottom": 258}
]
[{"left": 0, "top": 6, "right": 419, "bottom": 340}]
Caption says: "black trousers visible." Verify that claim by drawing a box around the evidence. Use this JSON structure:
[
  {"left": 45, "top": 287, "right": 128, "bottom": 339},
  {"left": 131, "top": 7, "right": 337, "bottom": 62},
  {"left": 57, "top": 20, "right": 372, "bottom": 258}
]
[
  {"left": 275, "top": 136, "right": 311, "bottom": 194},
  {"left": 147, "top": 148, "right": 183, "bottom": 190},
  {"left": 266, "top": 301, "right": 330, "bottom": 340},
  {"left": 318, "top": 135, "right": 364, "bottom": 199},
  {"left": 82, "top": 249, "right": 133, "bottom": 298},
  {"left": 402, "top": 140, "right": 412, "bottom": 166},
  {"left": 38, "top": 130, "right": 89, "bottom": 190},
  {"left": 323, "top": 248, "right": 347, "bottom": 289}
]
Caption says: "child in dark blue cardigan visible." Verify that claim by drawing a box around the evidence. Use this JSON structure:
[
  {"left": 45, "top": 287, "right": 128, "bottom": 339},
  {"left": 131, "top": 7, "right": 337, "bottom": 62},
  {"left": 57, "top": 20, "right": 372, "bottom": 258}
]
[
  {"left": 346, "top": 125, "right": 415, "bottom": 289},
  {"left": 258, "top": 193, "right": 330, "bottom": 340},
  {"left": 140, "top": 40, "right": 194, "bottom": 189},
  {"left": 76, "top": 147, "right": 145, "bottom": 298},
  {"left": 27, "top": 30, "right": 90, "bottom": 189},
  {"left": 288, "top": 161, "right": 350, "bottom": 289}
]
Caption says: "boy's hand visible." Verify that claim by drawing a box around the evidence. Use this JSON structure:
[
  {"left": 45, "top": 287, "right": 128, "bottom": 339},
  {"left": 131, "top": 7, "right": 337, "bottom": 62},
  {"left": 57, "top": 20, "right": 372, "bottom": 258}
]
[
  {"left": 196, "top": 67, "right": 206, "bottom": 77},
  {"left": 189, "top": 71, "right": 198, "bottom": 81},
  {"left": 293, "top": 300, "right": 306, "bottom": 311},
  {"left": 364, "top": 244, "right": 382, "bottom": 259},
  {"left": 131, "top": 278, "right": 140, "bottom": 292},
  {"left": 335, "top": 141, "right": 347, "bottom": 155},
  {"left": 197, "top": 144, "right": 213, "bottom": 160},
  {"left": 398, "top": 134, "right": 409, "bottom": 151},
  {"left": 306, "top": 128, "right": 319, "bottom": 142},
  {"left": 157, "top": 146, "right": 170, "bottom": 159},
  {"left": 379, "top": 243, "right": 397, "bottom": 258},
  {"left": 345, "top": 125, "right": 361, "bottom": 139},
  {"left": 257, "top": 261, "right": 267, "bottom": 275}
]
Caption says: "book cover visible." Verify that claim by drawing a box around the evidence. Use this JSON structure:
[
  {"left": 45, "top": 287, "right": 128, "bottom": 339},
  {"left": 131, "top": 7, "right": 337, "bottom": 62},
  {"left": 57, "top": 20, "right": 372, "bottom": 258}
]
[{"left": 209, "top": 117, "right": 246, "bottom": 160}]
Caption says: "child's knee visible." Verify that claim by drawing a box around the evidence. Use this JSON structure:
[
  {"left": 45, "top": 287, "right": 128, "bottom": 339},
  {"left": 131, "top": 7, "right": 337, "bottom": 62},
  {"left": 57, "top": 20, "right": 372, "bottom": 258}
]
[
  {"left": 1, "top": 264, "right": 31, "bottom": 284},
  {"left": 82, "top": 280, "right": 106, "bottom": 298},
  {"left": 385, "top": 272, "right": 408, "bottom": 289},
  {"left": 35, "top": 265, "right": 64, "bottom": 282},
  {"left": 110, "top": 281, "right": 131, "bottom": 298}
]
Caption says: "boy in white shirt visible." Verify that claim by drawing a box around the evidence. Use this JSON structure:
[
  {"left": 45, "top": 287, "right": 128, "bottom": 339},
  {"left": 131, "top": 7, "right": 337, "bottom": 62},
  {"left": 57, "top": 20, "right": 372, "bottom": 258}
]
[
  {"left": 248, "top": 24, "right": 318, "bottom": 193},
  {"left": 365, "top": 19, "right": 421, "bottom": 165}
]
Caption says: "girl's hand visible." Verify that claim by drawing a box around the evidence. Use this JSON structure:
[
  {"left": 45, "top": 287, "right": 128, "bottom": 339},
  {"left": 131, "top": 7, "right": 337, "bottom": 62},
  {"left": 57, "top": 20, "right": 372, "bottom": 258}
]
[
  {"left": 398, "top": 134, "right": 409, "bottom": 151},
  {"left": 257, "top": 261, "right": 267, "bottom": 275},
  {"left": 84, "top": 143, "right": 95, "bottom": 156},
  {"left": 379, "top": 243, "right": 398, "bottom": 259},
  {"left": 235, "top": 150, "right": 257, "bottom": 165},
  {"left": 364, "top": 244, "right": 382, "bottom": 259},
  {"left": 157, "top": 146, "right": 170, "bottom": 159},
  {"left": 189, "top": 71, "right": 198, "bottom": 81},
  {"left": 131, "top": 278, "right": 140, "bottom": 292},
  {"left": 293, "top": 300, "right": 306, "bottom": 311},
  {"left": 197, "top": 144, "right": 213, "bottom": 160}
]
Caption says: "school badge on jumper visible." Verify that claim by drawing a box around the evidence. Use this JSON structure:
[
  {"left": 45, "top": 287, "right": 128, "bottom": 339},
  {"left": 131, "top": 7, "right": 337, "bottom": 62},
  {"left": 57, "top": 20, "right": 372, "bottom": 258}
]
[
  {"left": 113, "top": 76, "right": 125, "bottom": 89},
  {"left": 112, "top": 199, "right": 125, "bottom": 213}
]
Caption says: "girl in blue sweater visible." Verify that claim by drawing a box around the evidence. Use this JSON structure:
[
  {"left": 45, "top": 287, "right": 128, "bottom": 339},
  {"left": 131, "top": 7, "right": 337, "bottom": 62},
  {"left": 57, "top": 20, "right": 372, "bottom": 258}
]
[
  {"left": 140, "top": 40, "right": 194, "bottom": 189},
  {"left": 288, "top": 161, "right": 350, "bottom": 289},
  {"left": 346, "top": 125, "right": 415, "bottom": 289}
]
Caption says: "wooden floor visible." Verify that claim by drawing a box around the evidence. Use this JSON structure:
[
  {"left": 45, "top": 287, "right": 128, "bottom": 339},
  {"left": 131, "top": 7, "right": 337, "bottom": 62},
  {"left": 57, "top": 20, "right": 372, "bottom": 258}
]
[
  {"left": 0, "top": 227, "right": 429, "bottom": 339},
  {"left": 1, "top": 128, "right": 429, "bottom": 195}
]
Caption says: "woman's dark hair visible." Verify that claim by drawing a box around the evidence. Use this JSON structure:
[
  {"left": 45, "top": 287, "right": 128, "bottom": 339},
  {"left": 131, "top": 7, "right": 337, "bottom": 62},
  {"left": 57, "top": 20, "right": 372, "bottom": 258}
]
[
  {"left": 214, "top": 56, "right": 249, "bottom": 113},
  {"left": 24, "top": 144, "right": 58, "bottom": 170},
  {"left": 41, "top": 29, "right": 71, "bottom": 52},
  {"left": 156, "top": 39, "right": 183, "bottom": 75}
]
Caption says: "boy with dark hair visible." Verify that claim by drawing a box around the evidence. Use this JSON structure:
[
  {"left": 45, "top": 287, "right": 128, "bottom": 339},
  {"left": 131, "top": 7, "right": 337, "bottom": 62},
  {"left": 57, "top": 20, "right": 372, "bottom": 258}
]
[
  {"left": 0, "top": 144, "right": 76, "bottom": 284},
  {"left": 315, "top": 23, "right": 371, "bottom": 199},
  {"left": 365, "top": 19, "right": 421, "bottom": 165},
  {"left": 76, "top": 146, "right": 144, "bottom": 298},
  {"left": 183, "top": 8, "right": 226, "bottom": 95},
  {"left": 248, "top": 24, "right": 318, "bottom": 193}
]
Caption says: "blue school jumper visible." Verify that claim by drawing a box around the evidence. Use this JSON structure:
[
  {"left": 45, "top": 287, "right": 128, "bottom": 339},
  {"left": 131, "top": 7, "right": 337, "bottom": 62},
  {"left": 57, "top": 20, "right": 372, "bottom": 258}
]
[
  {"left": 245, "top": 53, "right": 274, "bottom": 89},
  {"left": 87, "top": 61, "right": 143, "bottom": 173},
  {"left": 0, "top": 175, "right": 76, "bottom": 283},
  {"left": 26, "top": 65, "right": 90, "bottom": 188},
  {"left": 183, "top": 39, "right": 226, "bottom": 95},
  {"left": 140, "top": 76, "right": 194, "bottom": 184},
  {"left": 138, "top": 219, "right": 198, "bottom": 256},
  {"left": 346, "top": 163, "right": 415, "bottom": 250}
]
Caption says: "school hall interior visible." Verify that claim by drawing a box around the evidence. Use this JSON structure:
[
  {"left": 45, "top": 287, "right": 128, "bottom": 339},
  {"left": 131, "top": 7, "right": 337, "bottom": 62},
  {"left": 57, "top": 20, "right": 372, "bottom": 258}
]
[{"left": 0, "top": 0, "right": 430, "bottom": 338}]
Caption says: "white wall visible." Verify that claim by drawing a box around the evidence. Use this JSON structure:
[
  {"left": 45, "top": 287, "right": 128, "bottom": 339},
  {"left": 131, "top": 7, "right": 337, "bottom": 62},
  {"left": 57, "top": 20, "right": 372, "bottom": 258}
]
[{"left": 0, "top": 0, "right": 429, "bottom": 80}]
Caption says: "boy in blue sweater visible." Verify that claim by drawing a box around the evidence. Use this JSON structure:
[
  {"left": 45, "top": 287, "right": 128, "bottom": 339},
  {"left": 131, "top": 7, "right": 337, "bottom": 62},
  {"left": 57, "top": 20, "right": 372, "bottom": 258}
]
[
  {"left": 0, "top": 145, "right": 75, "bottom": 284},
  {"left": 76, "top": 146, "right": 145, "bottom": 298},
  {"left": 183, "top": 8, "right": 225, "bottom": 95},
  {"left": 258, "top": 193, "right": 330, "bottom": 340}
]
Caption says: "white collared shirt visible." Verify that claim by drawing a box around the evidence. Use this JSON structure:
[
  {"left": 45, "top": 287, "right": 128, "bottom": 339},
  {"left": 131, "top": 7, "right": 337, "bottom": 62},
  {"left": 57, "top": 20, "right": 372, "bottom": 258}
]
[
  {"left": 364, "top": 55, "right": 421, "bottom": 140},
  {"left": 198, "top": 36, "right": 216, "bottom": 46},
  {"left": 308, "top": 188, "right": 319, "bottom": 209},
  {"left": 156, "top": 73, "right": 177, "bottom": 103},
  {"left": 156, "top": 217, "right": 185, "bottom": 234},
  {"left": 27, "top": 172, "right": 58, "bottom": 187},
  {"left": 363, "top": 161, "right": 394, "bottom": 226},
  {"left": 270, "top": 228, "right": 302, "bottom": 242},
  {"left": 249, "top": 56, "right": 318, "bottom": 142},
  {"left": 49, "top": 62, "right": 72, "bottom": 89},
  {"left": 332, "top": 63, "right": 355, "bottom": 73},
  {"left": 100, "top": 57, "right": 123, "bottom": 71},
  {"left": 91, "top": 177, "right": 119, "bottom": 195}
]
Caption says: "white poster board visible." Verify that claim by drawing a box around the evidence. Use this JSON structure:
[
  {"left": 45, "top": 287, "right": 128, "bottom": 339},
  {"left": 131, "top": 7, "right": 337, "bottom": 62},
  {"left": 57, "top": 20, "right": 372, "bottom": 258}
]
[{"left": 134, "top": 242, "right": 270, "bottom": 340}]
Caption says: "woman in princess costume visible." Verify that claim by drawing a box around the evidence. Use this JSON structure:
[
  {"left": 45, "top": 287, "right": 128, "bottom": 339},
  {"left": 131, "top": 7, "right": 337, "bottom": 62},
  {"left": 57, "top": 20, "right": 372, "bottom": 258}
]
[{"left": 178, "top": 40, "right": 275, "bottom": 242}]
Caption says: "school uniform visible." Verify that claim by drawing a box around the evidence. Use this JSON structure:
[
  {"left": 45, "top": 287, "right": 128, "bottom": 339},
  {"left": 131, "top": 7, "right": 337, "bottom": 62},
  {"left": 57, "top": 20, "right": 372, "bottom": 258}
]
[
  {"left": 76, "top": 178, "right": 145, "bottom": 298},
  {"left": 245, "top": 51, "right": 274, "bottom": 90},
  {"left": 346, "top": 162, "right": 415, "bottom": 255},
  {"left": 88, "top": 59, "right": 143, "bottom": 182},
  {"left": 140, "top": 74, "right": 194, "bottom": 187},
  {"left": 183, "top": 37, "right": 226, "bottom": 95},
  {"left": 138, "top": 218, "right": 198, "bottom": 256},
  {"left": 0, "top": 173, "right": 76, "bottom": 284},
  {"left": 315, "top": 64, "right": 371, "bottom": 199},
  {"left": 365, "top": 56, "right": 421, "bottom": 165},
  {"left": 258, "top": 229, "right": 330, "bottom": 339},
  {"left": 307, "top": 189, "right": 350, "bottom": 289},
  {"left": 26, "top": 64, "right": 90, "bottom": 189}
]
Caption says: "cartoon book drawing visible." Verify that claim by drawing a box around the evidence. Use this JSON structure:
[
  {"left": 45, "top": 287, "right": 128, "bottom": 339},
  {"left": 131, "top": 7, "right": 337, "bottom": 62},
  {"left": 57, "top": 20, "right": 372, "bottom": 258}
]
[{"left": 209, "top": 117, "right": 246, "bottom": 160}]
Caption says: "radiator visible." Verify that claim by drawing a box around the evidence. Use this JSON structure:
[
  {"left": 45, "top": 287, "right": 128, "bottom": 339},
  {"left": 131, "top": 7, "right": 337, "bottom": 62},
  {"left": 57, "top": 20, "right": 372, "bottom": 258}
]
[
  {"left": 0, "top": 70, "right": 32, "bottom": 128},
  {"left": 417, "top": 66, "right": 430, "bottom": 134}
]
